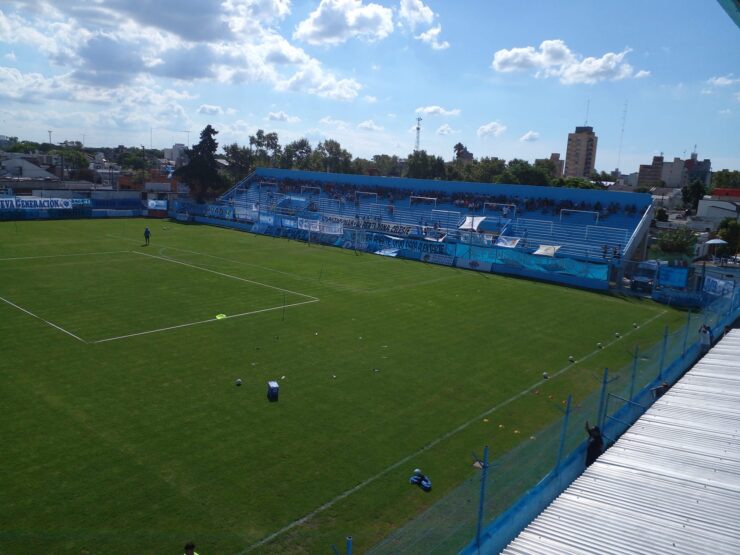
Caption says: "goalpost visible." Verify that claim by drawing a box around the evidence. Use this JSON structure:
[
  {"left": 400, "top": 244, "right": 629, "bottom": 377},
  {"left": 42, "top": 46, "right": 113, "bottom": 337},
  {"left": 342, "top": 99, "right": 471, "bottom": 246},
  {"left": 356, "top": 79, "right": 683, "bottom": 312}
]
[
  {"left": 356, "top": 191, "right": 378, "bottom": 204},
  {"left": 410, "top": 196, "right": 437, "bottom": 208},
  {"left": 483, "top": 202, "right": 517, "bottom": 219},
  {"left": 559, "top": 209, "right": 599, "bottom": 224},
  {"left": 301, "top": 185, "right": 321, "bottom": 197}
]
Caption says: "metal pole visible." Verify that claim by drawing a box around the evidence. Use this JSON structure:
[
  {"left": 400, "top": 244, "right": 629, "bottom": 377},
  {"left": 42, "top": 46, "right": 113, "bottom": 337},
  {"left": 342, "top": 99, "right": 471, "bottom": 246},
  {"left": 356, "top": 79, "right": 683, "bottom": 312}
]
[
  {"left": 597, "top": 368, "right": 609, "bottom": 430},
  {"left": 658, "top": 325, "right": 668, "bottom": 380},
  {"left": 345, "top": 536, "right": 352, "bottom": 555},
  {"left": 629, "top": 346, "right": 639, "bottom": 401},
  {"left": 682, "top": 310, "right": 691, "bottom": 357},
  {"left": 556, "top": 395, "right": 572, "bottom": 472},
  {"left": 475, "top": 445, "right": 490, "bottom": 551}
]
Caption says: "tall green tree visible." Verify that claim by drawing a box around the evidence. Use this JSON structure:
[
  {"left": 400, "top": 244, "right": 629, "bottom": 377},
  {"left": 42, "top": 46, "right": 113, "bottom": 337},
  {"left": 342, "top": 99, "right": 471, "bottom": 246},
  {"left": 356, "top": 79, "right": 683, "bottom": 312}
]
[
  {"left": 223, "top": 143, "right": 254, "bottom": 181},
  {"left": 282, "top": 138, "right": 312, "bottom": 170},
  {"left": 175, "top": 125, "right": 223, "bottom": 201},
  {"left": 316, "top": 139, "right": 352, "bottom": 173},
  {"left": 717, "top": 217, "right": 740, "bottom": 255},
  {"left": 656, "top": 227, "right": 697, "bottom": 255},
  {"left": 681, "top": 178, "right": 707, "bottom": 211},
  {"left": 712, "top": 169, "right": 740, "bottom": 189},
  {"left": 371, "top": 154, "right": 403, "bottom": 177}
]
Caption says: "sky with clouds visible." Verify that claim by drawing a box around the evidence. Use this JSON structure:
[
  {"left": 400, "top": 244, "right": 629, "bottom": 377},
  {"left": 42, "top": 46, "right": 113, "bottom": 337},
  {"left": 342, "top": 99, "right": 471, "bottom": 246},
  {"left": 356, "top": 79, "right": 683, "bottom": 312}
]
[{"left": 1, "top": 0, "right": 739, "bottom": 172}]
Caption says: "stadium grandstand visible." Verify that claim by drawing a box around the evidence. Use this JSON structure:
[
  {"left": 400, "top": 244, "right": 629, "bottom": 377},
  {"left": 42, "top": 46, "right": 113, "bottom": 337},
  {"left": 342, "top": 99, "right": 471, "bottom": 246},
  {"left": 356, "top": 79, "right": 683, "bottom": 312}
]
[{"left": 173, "top": 168, "right": 654, "bottom": 291}]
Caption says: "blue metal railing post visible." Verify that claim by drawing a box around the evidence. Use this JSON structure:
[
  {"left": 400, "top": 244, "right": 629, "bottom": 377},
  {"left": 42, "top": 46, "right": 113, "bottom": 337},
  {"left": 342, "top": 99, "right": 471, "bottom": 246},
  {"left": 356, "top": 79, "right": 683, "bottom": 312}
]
[
  {"left": 475, "top": 445, "right": 490, "bottom": 551},
  {"left": 555, "top": 395, "right": 572, "bottom": 472},
  {"left": 346, "top": 536, "right": 353, "bottom": 555},
  {"left": 629, "top": 346, "right": 639, "bottom": 401},
  {"left": 597, "top": 368, "right": 609, "bottom": 429},
  {"left": 682, "top": 310, "right": 691, "bottom": 357},
  {"left": 658, "top": 325, "right": 668, "bottom": 380}
]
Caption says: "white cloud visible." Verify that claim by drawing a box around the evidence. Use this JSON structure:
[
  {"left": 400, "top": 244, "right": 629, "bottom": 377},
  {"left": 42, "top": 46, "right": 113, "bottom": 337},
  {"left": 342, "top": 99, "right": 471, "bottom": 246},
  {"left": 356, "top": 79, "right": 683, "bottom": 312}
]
[
  {"left": 293, "top": 0, "right": 394, "bottom": 46},
  {"left": 416, "top": 105, "right": 460, "bottom": 116},
  {"left": 198, "top": 104, "right": 224, "bottom": 115},
  {"left": 436, "top": 123, "right": 457, "bottom": 135},
  {"left": 477, "top": 121, "right": 506, "bottom": 138},
  {"left": 1, "top": 1, "right": 365, "bottom": 106},
  {"left": 707, "top": 74, "right": 739, "bottom": 87},
  {"left": 519, "top": 130, "right": 539, "bottom": 142},
  {"left": 415, "top": 25, "right": 449, "bottom": 50},
  {"left": 319, "top": 116, "right": 349, "bottom": 129},
  {"left": 492, "top": 39, "right": 646, "bottom": 85},
  {"left": 4, "top": 51, "right": 16, "bottom": 61},
  {"left": 267, "top": 110, "right": 300, "bottom": 123},
  {"left": 363, "top": 94, "right": 377, "bottom": 103},
  {"left": 387, "top": 112, "right": 396, "bottom": 118},
  {"left": 718, "top": 108, "right": 732, "bottom": 116},
  {"left": 358, "top": 119, "right": 383, "bottom": 131},
  {"left": 398, "top": 0, "right": 434, "bottom": 30},
  {"left": 275, "top": 59, "right": 362, "bottom": 100}
]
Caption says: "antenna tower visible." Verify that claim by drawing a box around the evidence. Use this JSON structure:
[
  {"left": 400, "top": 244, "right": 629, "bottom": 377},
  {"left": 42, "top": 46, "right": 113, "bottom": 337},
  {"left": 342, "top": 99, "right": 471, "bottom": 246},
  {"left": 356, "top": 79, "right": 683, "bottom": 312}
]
[
  {"left": 414, "top": 117, "right": 422, "bottom": 152},
  {"left": 584, "top": 99, "right": 590, "bottom": 126},
  {"left": 615, "top": 100, "right": 628, "bottom": 174}
]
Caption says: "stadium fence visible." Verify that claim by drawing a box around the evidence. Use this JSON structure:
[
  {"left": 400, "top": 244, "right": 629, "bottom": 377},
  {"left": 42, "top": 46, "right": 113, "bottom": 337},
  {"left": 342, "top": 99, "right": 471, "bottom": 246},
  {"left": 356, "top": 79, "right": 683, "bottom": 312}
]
[{"left": 366, "top": 290, "right": 740, "bottom": 555}]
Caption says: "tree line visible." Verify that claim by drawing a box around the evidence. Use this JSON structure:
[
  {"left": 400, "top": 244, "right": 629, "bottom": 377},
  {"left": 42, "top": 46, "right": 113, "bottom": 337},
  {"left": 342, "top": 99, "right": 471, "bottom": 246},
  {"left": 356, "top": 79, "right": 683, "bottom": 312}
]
[{"left": 177, "top": 125, "right": 617, "bottom": 201}]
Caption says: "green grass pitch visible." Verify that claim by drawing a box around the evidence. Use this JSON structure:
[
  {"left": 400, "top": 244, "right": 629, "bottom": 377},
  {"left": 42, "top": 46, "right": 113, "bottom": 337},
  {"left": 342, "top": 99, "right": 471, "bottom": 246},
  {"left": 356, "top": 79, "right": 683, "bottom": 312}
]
[{"left": 0, "top": 218, "right": 686, "bottom": 554}]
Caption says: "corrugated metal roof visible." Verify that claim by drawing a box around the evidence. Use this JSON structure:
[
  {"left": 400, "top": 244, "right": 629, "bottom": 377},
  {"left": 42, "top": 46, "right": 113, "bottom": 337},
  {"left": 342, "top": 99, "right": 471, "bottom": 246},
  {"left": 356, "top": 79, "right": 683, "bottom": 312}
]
[{"left": 502, "top": 330, "right": 740, "bottom": 555}]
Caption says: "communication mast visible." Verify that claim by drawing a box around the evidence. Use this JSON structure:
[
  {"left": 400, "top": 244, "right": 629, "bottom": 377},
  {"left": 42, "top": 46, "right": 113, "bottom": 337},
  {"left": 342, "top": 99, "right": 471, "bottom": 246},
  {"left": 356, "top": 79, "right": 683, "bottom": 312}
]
[
  {"left": 414, "top": 117, "right": 422, "bottom": 152},
  {"left": 615, "top": 100, "right": 628, "bottom": 175}
]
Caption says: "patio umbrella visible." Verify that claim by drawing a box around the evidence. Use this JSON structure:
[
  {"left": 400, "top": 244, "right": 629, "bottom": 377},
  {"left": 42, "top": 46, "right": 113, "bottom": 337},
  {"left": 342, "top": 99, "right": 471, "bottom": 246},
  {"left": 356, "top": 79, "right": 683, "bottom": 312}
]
[{"left": 705, "top": 238, "right": 728, "bottom": 262}]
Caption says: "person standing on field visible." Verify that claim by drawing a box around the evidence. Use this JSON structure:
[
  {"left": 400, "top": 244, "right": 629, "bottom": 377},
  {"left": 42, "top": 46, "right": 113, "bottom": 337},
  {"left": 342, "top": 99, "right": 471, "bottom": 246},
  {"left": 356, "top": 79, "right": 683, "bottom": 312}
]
[{"left": 144, "top": 226, "right": 151, "bottom": 246}]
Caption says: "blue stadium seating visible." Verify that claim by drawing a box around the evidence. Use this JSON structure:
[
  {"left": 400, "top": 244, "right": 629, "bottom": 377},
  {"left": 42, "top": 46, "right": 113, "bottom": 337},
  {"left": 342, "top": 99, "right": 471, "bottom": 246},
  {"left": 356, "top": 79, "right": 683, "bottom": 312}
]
[{"left": 219, "top": 168, "right": 651, "bottom": 263}]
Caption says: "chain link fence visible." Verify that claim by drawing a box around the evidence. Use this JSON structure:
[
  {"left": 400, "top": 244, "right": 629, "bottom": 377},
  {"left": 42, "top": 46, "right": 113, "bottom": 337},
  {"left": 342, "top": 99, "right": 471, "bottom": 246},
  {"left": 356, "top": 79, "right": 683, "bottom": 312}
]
[{"left": 369, "top": 291, "right": 740, "bottom": 555}]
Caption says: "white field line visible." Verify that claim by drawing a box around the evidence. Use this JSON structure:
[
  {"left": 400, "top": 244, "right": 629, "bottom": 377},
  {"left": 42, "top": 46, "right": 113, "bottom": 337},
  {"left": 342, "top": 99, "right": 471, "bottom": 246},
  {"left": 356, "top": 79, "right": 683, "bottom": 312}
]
[
  {"left": 93, "top": 299, "right": 319, "bottom": 344},
  {"left": 131, "top": 250, "right": 319, "bottom": 301},
  {"left": 239, "top": 308, "right": 669, "bottom": 553},
  {"left": 107, "top": 233, "right": 314, "bottom": 282},
  {"left": 0, "top": 295, "right": 87, "bottom": 343},
  {"left": 0, "top": 250, "right": 130, "bottom": 262}
]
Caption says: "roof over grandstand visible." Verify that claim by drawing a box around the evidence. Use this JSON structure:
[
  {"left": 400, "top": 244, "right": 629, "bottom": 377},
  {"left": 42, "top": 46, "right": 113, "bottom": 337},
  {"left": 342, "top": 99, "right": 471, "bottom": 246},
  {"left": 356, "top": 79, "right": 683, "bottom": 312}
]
[
  {"left": 248, "top": 167, "right": 653, "bottom": 208},
  {"left": 502, "top": 329, "right": 740, "bottom": 555}
]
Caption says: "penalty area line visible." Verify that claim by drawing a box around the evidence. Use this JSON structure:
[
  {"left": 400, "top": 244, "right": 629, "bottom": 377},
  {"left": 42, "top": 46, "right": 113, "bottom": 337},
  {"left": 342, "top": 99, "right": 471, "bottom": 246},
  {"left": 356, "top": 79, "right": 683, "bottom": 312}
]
[
  {"left": 93, "top": 299, "right": 319, "bottom": 344},
  {"left": 131, "top": 250, "right": 319, "bottom": 302},
  {"left": 0, "top": 250, "right": 130, "bottom": 262},
  {"left": 238, "top": 308, "right": 669, "bottom": 553},
  {"left": 0, "top": 295, "right": 87, "bottom": 343}
]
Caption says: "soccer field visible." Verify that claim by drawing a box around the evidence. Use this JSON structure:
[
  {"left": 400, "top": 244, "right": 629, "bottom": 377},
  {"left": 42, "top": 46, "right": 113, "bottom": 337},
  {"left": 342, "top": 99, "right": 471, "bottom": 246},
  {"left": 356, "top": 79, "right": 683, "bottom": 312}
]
[{"left": 0, "top": 219, "right": 686, "bottom": 554}]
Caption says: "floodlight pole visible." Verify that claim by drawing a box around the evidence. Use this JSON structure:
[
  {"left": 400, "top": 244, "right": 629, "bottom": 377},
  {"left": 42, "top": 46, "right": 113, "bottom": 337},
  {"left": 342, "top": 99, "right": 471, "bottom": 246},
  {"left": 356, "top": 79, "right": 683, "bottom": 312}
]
[
  {"left": 556, "top": 395, "right": 572, "bottom": 471},
  {"left": 682, "top": 310, "right": 691, "bottom": 357},
  {"left": 629, "top": 346, "right": 639, "bottom": 401},
  {"left": 658, "top": 325, "right": 668, "bottom": 380},
  {"left": 475, "top": 445, "right": 490, "bottom": 551},
  {"left": 597, "top": 368, "right": 609, "bottom": 430}
]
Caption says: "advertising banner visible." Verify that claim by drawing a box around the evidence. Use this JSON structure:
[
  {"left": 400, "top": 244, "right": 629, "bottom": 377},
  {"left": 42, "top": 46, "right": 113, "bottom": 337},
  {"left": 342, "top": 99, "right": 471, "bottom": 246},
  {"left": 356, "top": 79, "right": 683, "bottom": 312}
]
[
  {"left": 454, "top": 257, "right": 493, "bottom": 272},
  {"left": 704, "top": 276, "right": 734, "bottom": 296},
  {"left": 147, "top": 200, "right": 168, "bottom": 210},
  {"left": 658, "top": 266, "right": 689, "bottom": 288},
  {"left": 206, "top": 205, "right": 234, "bottom": 219},
  {"left": 0, "top": 197, "right": 73, "bottom": 210}
]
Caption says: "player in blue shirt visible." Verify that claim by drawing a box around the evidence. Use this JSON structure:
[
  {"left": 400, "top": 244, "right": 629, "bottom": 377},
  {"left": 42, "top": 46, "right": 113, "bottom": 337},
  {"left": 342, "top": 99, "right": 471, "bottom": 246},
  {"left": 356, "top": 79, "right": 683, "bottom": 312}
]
[{"left": 144, "top": 226, "right": 151, "bottom": 246}]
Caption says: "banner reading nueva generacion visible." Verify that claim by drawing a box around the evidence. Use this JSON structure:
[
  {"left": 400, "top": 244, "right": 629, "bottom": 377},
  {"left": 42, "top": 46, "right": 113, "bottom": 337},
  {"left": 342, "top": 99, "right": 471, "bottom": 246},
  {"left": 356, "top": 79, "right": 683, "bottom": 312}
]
[{"left": 0, "top": 197, "right": 73, "bottom": 210}]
